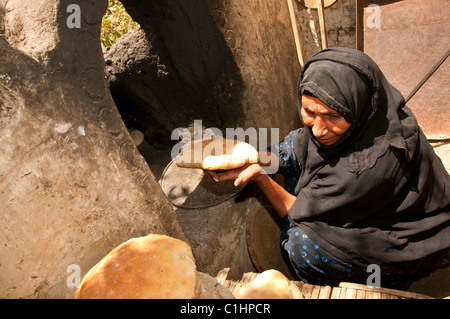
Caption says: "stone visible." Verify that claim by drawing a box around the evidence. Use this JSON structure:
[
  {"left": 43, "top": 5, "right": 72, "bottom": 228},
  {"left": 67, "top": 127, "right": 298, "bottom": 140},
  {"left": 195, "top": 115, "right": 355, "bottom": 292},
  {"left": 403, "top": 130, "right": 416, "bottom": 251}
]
[{"left": 0, "top": 0, "right": 186, "bottom": 298}]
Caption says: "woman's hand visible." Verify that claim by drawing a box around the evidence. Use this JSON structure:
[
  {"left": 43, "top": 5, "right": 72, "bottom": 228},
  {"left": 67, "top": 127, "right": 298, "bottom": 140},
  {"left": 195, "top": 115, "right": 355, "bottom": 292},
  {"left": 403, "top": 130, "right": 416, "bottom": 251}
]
[
  {"left": 205, "top": 163, "right": 295, "bottom": 218},
  {"left": 204, "top": 163, "right": 262, "bottom": 187}
]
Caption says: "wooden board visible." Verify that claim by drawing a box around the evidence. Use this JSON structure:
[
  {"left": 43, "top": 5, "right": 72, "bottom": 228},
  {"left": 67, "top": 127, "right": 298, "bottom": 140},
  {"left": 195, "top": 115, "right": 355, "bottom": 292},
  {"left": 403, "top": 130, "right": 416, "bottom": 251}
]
[
  {"left": 216, "top": 268, "right": 435, "bottom": 299},
  {"left": 298, "top": 0, "right": 337, "bottom": 8},
  {"left": 356, "top": 0, "right": 450, "bottom": 138}
]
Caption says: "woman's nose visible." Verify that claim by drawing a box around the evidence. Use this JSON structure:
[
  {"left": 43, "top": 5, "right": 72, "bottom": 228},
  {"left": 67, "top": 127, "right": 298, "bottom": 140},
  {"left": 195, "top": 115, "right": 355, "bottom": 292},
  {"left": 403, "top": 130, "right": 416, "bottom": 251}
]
[{"left": 312, "top": 117, "right": 328, "bottom": 137}]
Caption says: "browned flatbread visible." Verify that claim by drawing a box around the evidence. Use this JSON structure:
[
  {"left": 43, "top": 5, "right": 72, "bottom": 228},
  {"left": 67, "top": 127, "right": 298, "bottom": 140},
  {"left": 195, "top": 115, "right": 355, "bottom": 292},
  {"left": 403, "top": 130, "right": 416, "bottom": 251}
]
[
  {"left": 74, "top": 234, "right": 199, "bottom": 299},
  {"left": 175, "top": 138, "right": 259, "bottom": 170},
  {"left": 236, "top": 269, "right": 303, "bottom": 299}
]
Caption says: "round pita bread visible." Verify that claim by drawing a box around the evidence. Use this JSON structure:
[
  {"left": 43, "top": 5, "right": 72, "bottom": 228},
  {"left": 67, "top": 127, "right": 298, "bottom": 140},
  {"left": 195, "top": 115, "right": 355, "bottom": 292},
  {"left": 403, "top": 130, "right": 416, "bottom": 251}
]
[
  {"left": 74, "top": 234, "right": 199, "bottom": 299},
  {"left": 236, "top": 269, "right": 303, "bottom": 299},
  {"left": 175, "top": 138, "right": 259, "bottom": 170}
]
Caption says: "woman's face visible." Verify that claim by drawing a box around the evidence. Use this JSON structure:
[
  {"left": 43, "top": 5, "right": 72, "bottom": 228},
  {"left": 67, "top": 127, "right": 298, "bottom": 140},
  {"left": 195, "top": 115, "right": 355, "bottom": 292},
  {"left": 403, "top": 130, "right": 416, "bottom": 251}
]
[{"left": 301, "top": 95, "right": 352, "bottom": 146}]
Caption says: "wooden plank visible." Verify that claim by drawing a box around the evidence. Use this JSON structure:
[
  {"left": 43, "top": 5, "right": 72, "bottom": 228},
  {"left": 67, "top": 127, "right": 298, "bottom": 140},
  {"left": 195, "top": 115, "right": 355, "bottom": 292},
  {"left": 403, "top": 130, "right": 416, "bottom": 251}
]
[
  {"left": 216, "top": 271, "right": 434, "bottom": 299},
  {"left": 355, "top": 289, "right": 366, "bottom": 299},
  {"left": 344, "top": 288, "right": 357, "bottom": 299},
  {"left": 241, "top": 272, "right": 257, "bottom": 284},
  {"left": 301, "top": 283, "right": 315, "bottom": 299},
  {"left": 294, "top": 281, "right": 304, "bottom": 291},
  {"left": 318, "top": 285, "right": 332, "bottom": 299},
  {"left": 310, "top": 285, "right": 322, "bottom": 299},
  {"left": 317, "top": 0, "right": 328, "bottom": 49},
  {"left": 232, "top": 282, "right": 243, "bottom": 296},
  {"left": 287, "top": 0, "right": 305, "bottom": 67},
  {"left": 298, "top": 0, "right": 337, "bottom": 8},
  {"left": 339, "top": 282, "right": 434, "bottom": 299},
  {"left": 216, "top": 268, "right": 230, "bottom": 286},
  {"left": 339, "top": 287, "right": 347, "bottom": 299},
  {"left": 227, "top": 281, "right": 237, "bottom": 294},
  {"left": 330, "top": 287, "right": 342, "bottom": 299},
  {"left": 372, "top": 291, "right": 382, "bottom": 299},
  {"left": 364, "top": 289, "right": 374, "bottom": 299},
  {"left": 381, "top": 292, "right": 392, "bottom": 299},
  {"left": 330, "top": 287, "right": 341, "bottom": 299}
]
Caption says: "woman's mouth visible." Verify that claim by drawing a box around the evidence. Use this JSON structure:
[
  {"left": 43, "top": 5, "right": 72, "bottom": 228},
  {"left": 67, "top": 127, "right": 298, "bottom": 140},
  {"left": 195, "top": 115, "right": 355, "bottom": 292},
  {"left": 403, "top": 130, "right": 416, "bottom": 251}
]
[{"left": 317, "top": 137, "right": 335, "bottom": 145}]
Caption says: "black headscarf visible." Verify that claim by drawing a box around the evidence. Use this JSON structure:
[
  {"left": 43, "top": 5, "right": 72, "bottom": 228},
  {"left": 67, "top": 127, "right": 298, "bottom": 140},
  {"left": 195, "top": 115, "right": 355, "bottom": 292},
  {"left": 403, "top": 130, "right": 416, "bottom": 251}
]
[{"left": 290, "top": 48, "right": 450, "bottom": 274}]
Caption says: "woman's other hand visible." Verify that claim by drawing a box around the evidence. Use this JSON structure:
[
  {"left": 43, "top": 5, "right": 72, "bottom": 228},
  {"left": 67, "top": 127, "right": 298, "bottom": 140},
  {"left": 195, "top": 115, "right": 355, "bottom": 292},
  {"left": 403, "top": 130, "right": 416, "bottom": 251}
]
[{"left": 204, "top": 163, "right": 262, "bottom": 187}]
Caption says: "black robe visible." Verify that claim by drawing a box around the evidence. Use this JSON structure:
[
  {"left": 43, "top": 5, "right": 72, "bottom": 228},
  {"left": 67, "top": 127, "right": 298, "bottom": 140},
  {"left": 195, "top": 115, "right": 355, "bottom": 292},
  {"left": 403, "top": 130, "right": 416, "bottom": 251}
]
[{"left": 289, "top": 47, "right": 450, "bottom": 276}]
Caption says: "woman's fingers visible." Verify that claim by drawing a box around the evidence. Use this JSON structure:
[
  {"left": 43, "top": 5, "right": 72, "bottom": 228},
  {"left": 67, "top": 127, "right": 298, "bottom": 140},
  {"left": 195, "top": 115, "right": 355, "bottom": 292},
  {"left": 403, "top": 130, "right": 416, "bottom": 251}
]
[
  {"left": 206, "top": 169, "right": 241, "bottom": 183},
  {"left": 204, "top": 164, "right": 262, "bottom": 187},
  {"left": 203, "top": 170, "right": 215, "bottom": 181},
  {"left": 234, "top": 164, "right": 262, "bottom": 186},
  {"left": 219, "top": 170, "right": 241, "bottom": 186}
]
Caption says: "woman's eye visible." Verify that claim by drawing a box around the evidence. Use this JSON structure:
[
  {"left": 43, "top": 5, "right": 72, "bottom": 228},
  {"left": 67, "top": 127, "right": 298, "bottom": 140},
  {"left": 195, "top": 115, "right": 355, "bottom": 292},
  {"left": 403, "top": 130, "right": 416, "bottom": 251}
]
[
  {"left": 327, "top": 114, "right": 341, "bottom": 119},
  {"left": 303, "top": 108, "right": 314, "bottom": 115}
]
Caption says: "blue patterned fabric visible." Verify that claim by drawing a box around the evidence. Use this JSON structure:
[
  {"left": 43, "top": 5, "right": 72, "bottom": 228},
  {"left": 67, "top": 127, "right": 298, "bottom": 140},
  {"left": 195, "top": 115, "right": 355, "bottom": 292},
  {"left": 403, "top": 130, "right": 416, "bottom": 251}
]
[
  {"left": 268, "top": 128, "right": 301, "bottom": 195},
  {"left": 280, "top": 216, "right": 416, "bottom": 290}
]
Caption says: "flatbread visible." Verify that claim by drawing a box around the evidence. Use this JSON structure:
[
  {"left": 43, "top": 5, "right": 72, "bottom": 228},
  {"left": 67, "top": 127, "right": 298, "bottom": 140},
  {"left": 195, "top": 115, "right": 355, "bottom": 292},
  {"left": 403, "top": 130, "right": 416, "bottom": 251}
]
[
  {"left": 236, "top": 269, "right": 303, "bottom": 299},
  {"left": 74, "top": 234, "right": 199, "bottom": 299},
  {"left": 175, "top": 138, "right": 259, "bottom": 170}
]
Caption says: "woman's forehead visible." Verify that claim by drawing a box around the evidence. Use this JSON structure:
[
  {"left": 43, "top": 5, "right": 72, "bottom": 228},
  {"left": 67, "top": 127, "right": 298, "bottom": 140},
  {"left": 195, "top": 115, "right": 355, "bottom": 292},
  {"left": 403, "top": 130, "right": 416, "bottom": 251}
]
[{"left": 302, "top": 95, "right": 341, "bottom": 114}]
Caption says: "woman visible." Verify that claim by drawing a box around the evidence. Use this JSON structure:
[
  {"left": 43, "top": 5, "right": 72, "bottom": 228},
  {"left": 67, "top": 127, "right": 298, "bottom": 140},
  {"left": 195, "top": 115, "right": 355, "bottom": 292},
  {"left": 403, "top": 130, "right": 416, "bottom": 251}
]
[{"left": 206, "top": 47, "right": 450, "bottom": 290}]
